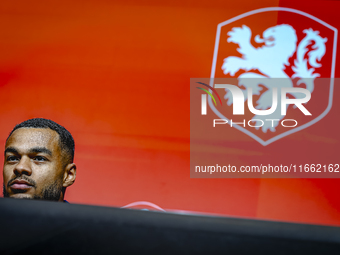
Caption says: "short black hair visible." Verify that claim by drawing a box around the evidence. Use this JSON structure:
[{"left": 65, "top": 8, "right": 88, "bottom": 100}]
[{"left": 7, "top": 118, "right": 75, "bottom": 162}]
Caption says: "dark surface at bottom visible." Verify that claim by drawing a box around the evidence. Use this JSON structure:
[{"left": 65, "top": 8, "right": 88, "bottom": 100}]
[{"left": 0, "top": 198, "right": 339, "bottom": 255}]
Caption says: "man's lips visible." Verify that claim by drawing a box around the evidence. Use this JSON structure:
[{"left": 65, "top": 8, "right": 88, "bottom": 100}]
[{"left": 10, "top": 180, "right": 34, "bottom": 190}]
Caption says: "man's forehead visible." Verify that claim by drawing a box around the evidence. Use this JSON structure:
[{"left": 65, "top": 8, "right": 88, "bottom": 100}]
[{"left": 5, "top": 128, "right": 60, "bottom": 150}]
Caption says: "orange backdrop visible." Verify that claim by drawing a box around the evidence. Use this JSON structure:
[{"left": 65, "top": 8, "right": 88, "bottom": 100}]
[{"left": 0, "top": 0, "right": 340, "bottom": 226}]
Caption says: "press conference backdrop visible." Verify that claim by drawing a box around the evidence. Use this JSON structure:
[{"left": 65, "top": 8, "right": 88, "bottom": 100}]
[{"left": 0, "top": 0, "right": 340, "bottom": 227}]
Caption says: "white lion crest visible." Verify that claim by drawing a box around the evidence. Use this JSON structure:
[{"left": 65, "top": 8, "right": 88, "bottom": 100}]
[{"left": 221, "top": 24, "right": 327, "bottom": 132}]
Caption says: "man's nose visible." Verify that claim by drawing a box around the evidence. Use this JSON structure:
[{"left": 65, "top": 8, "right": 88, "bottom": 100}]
[{"left": 14, "top": 156, "right": 32, "bottom": 176}]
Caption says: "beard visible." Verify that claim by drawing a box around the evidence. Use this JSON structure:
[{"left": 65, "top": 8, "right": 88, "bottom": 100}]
[{"left": 3, "top": 178, "right": 63, "bottom": 201}]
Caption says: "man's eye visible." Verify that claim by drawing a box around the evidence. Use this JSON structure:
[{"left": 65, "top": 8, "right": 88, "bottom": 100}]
[
  {"left": 34, "top": 156, "right": 47, "bottom": 162},
  {"left": 7, "top": 156, "right": 19, "bottom": 162}
]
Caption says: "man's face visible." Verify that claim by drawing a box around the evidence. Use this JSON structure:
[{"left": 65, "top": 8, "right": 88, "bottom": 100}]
[{"left": 3, "top": 128, "right": 66, "bottom": 201}]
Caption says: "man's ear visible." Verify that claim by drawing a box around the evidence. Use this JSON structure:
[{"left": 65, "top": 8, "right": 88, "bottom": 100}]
[{"left": 63, "top": 163, "right": 76, "bottom": 188}]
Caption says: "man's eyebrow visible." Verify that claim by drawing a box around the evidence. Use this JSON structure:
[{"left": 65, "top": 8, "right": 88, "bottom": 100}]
[
  {"left": 4, "top": 147, "right": 18, "bottom": 155},
  {"left": 29, "top": 147, "right": 52, "bottom": 156},
  {"left": 4, "top": 147, "right": 52, "bottom": 156}
]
